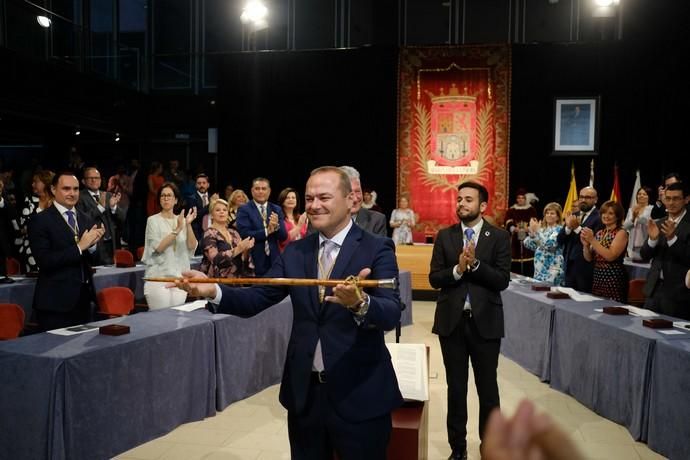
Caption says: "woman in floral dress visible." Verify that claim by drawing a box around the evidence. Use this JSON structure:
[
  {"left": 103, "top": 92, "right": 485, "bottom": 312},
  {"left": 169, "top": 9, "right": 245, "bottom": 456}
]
[{"left": 522, "top": 202, "right": 565, "bottom": 285}]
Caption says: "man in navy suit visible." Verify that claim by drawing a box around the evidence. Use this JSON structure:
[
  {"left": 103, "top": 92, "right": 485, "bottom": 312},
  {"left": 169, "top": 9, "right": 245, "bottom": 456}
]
[
  {"left": 236, "top": 177, "right": 287, "bottom": 276},
  {"left": 178, "top": 166, "right": 403, "bottom": 459},
  {"left": 557, "top": 186, "right": 601, "bottom": 293},
  {"left": 28, "top": 172, "right": 105, "bottom": 331},
  {"left": 185, "top": 173, "right": 215, "bottom": 255},
  {"left": 76, "top": 167, "right": 125, "bottom": 265},
  {"left": 429, "top": 181, "right": 511, "bottom": 460}
]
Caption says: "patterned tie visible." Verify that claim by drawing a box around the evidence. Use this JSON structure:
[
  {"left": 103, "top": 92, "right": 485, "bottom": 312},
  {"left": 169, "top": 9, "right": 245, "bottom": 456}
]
[
  {"left": 314, "top": 239, "right": 337, "bottom": 372},
  {"left": 93, "top": 193, "right": 100, "bottom": 203},
  {"left": 260, "top": 204, "right": 270, "bottom": 255},
  {"left": 202, "top": 193, "right": 208, "bottom": 207},
  {"left": 66, "top": 210, "right": 77, "bottom": 234},
  {"left": 464, "top": 227, "right": 475, "bottom": 310}
]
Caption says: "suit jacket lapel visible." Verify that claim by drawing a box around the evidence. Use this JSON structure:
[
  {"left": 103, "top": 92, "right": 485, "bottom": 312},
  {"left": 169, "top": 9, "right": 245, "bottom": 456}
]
[
  {"left": 303, "top": 234, "right": 321, "bottom": 311},
  {"left": 475, "top": 220, "right": 492, "bottom": 260},
  {"left": 330, "top": 225, "right": 361, "bottom": 281}
]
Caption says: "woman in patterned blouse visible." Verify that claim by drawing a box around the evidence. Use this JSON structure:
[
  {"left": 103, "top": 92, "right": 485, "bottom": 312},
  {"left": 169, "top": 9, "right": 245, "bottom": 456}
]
[
  {"left": 581, "top": 200, "right": 629, "bottom": 302},
  {"left": 200, "top": 198, "right": 255, "bottom": 278},
  {"left": 14, "top": 170, "right": 54, "bottom": 273},
  {"left": 522, "top": 202, "right": 565, "bottom": 285}
]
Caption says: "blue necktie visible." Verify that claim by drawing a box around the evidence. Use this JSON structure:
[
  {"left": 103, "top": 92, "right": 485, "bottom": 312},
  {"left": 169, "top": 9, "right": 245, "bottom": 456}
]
[
  {"left": 464, "top": 227, "right": 475, "bottom": 310},
  {"left": 66, "top": 210, "right": 77, "bottom": 234}
]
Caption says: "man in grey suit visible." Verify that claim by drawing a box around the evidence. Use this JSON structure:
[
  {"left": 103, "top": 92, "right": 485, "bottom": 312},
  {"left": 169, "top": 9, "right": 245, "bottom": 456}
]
[
  {"left": 429, "top": 181, "right": 511, "bottom": 460},
  {"left": 339, "top": 166, "right": 387, "bottom": 236},
  {"left": 640, "top": 182, "right": 690, "bottom": 320},
  {"left": 76, "top": 167, "right": 125, "bottom": 265}
]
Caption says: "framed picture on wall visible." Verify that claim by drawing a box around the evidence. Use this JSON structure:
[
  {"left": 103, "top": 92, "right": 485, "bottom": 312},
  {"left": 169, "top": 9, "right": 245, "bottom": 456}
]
[{"left": 552, "top": 97, "right": 600, "bottom": 155}]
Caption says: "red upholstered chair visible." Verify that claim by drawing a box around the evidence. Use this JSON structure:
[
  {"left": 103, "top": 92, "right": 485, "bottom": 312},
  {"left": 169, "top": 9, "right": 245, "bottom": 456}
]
[
  {"left": 96, "top": 287, "right": 135, "bottom": 318},
  {"left": 628, "top": 279, "right": 646, "bottom": 307},
  {"left": 0, "top": 303, "right": 25, "bottom": 340},
  {"left": 136, "top": 246, "right": 145, "bottom": 261},
  {"left": 114, "top": 249, "right": 135, "bottom": 268},
  {"left": 5, "top": 257, "right": 21, "bottom": 275}
]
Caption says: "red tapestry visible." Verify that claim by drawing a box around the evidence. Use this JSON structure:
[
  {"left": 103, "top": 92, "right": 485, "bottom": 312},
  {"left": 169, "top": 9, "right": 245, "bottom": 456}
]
[{"left": 397, "top": 46, "right": 511, "bottom": 235}]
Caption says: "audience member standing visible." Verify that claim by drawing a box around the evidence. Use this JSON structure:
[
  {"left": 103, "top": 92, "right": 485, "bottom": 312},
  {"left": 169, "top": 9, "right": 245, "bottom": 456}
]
[
  {"left": 278, "top": 187, "right": 308, "bottom": 252},
  {"left": 623, "top": 186, "right": 654, "bottom": 260},
  {"left": 504, "top": 188, "right": 538, "bottom": 276},
  {"left": 142, "top": 182, "right": 198, "bottom": 309},
  {"left": 76, "top": 167, "right": 125, "bottom": 265},
  {"left": 581, "top": 201, "right": 629, "bottom": 302},
  {"left": 0, "top": 178, "right": 16, "bottom": 283},
  {"left": 199, "top": 199, "right": 254, "bottom": 278},
  {"left": 523, "top": 202, "right": 565, "bottom": 285},
  {"left": 390, "top": 196, "right": 416, "bottom": 245},
  {"left": 339, "top": 166, "right": 387, "bottom": 236},
  {"left": 651, "top": 172, "right": 682, "bottom": 219},
  {"left": 14, "top": 170, "right": 54, "bottom": 273},
  {"left": 236, "top": 177, "right": 287, "bottom": 277},
  {"left": 146, "top": 162, "right": 164, "bottom": 216},
  {"left": 28, "top": 173, "right": 104, "bottom": 331},
  {"left": 186, "top": 173, "right": 217, "bottom": 255},
  {"left": 557, "top": 186, "right": 601, "bottom": 293},
  {"left": 228, "top": 189, "right": 249, "bottom": 229},
  {"left": 429, "top": 181, "right": 511, "bottom": 460},
  {"left": 641, "top": 182, "right": 690, "bottom": 319}
]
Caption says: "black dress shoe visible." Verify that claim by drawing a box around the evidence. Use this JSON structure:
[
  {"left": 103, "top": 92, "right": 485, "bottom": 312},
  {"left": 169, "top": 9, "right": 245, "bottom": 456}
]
[{"left": 448, "top": 450, "right": 467, "bottom": 460}]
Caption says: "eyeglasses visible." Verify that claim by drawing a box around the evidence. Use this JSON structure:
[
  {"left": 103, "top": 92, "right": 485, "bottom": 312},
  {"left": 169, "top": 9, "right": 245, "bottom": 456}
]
[{"left": 160, "top": 193, "right": 175, "bottom": 198}]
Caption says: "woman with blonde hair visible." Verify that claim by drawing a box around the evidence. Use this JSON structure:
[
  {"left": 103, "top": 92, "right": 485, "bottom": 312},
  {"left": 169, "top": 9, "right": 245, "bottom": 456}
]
[
  {"left": 14, "top": 169, "right": 55, "bottom": 272},
  {"left": 227, "top": 189, "right": 249, "bottom": 229},
  {"left": 200, "top": 198, "right": 254, "bottom": 278},
  {"left": 522, "top": 202, "right": 565, "bottom": 285},
  {"left": 142, "top": 182, "right": 198, "bottom": 309}
]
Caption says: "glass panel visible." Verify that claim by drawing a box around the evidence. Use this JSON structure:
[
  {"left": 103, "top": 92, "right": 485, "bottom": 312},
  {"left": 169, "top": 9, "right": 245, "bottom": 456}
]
[
  {"left": 90, "top": 0, "right": 115, "bottom": 77},
  {"left": 403, "top": 0, "right": 449, "bottom": 45},
  {"left": 51, "top": 15, "right": 80, "bottom": 64},
  {"left": 153, "top": 55, "right": 191, "bottom": 88},
  {"left": 153, "top": 0, "right": 190, "bottom": 54},
  {"left": 119, "top": 0, "right": 147, "bottom": 89},
  {"left": 5, "top": 0, "right": 48, "bottom": 59},
  {"left": 294, "top": 0, "right": 335, "bottom": 49},
  {"left": 203, "top": 0, "right": 241, "bottom": 52}
]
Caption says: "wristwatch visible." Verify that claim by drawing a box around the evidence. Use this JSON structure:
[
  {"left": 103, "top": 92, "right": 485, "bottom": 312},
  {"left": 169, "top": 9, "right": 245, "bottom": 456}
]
[{"left": 351, "top": 294, "right": 370, "bottom": 317}]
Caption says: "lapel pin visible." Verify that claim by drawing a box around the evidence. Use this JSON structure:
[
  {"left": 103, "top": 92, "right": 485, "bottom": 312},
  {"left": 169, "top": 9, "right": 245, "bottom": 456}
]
[{"left": 485, "top": 231, "right": 490, "bottom": 237}]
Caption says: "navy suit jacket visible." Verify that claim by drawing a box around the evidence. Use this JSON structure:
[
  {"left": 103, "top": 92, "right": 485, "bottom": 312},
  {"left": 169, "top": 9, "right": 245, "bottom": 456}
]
[
  {"left": 28, "top": 205, "right": 96, "bottom": 313},
  {"left": 214, "top": 224, "right": 403, "bottom": 421},
  {"left": 557, "top": 208, "right": 601, "bottom": 292},
  {"left": 76, "top": 189, "right": 125, "bottom": 264},
  {"left": 236, "top": 201, "right": 287, "bottom": 276},
  {"left": 429, "top": 220, "right": 511, "bottom": 339},
  {"left": 354, "top": 208, "right": 387, "bottom": 236}
]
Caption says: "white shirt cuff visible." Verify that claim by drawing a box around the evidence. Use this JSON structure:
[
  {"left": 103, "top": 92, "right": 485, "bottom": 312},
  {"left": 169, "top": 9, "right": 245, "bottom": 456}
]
[
  {"left": 647, "top": 238, "right": 658, "bottom": 248},
  {"left": 667, "top": 236, "right": 678, "bottom": 246},
  {"left": 211, "top": 284, "right": 223, "bottom": 304},
  {"left": 452, "top": 265, "right": 463, "bottom": 280}
]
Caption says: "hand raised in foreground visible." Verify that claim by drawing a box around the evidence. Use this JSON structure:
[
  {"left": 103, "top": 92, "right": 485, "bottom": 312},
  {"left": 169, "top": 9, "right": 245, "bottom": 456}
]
[
  {"left": 173, "top": 270, "right": 217, "bottom": 298},
  {"left": 481, "top": 399, "right": 583, "bottom": 460}
]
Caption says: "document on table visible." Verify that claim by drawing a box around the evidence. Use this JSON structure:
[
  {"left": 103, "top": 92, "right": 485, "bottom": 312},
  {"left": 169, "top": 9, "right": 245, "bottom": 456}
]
[
  {"left": 624, "top": 306, "right": 658, "bottom": 317},
  {"left": 386, "top": 343, "right": 429, "bottom": 401},
  {"left": 552, "top": 287, "right": 600, "bottom": 302},
  {"left": 673, "top": 321, "right": 690, "bottom": 330},
  {"left": 658, "top": 329, "right": 686, "bottom": 335},
  {"left": 48, "top": 324, "right": 100, "bottom": 336},
  {"left": 172, "top": 300, "right": 209, "bottom": 312}
]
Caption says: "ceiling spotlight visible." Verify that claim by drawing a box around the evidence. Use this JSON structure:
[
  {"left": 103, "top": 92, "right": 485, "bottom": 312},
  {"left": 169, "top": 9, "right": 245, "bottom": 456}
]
[
  {"left": 115, "top": 133, "right": 120, "bottom": 142},
  {"left": 36, "top": 16, "right": 51, "bottom": 28},
  {"left": 74, "top": 129, "right": 81, "bottom": 136},
  {"left": 240, "top": 1, "right": 269, "bottom": 31},
  {"left": 594, "top": 0, "right": 618, "bottom": 6}
]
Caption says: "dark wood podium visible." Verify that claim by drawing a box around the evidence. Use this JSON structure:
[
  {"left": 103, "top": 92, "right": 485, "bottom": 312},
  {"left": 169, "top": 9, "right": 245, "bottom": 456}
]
[{"left": 388, "top": 399, "right": 429, "bottom": 460}]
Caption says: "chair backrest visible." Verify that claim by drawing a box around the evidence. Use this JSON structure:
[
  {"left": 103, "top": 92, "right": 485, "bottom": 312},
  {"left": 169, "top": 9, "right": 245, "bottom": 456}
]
[
  {"left": 114, "top": 249, "right": 135, "bottom": 268},
  {"left": 628, "top": 278, "right": 646, "bottom": 307},
  {"left": 135, "top": 246, "right": 145, "bottom": 261},
  {"left": 0, "top": 303, "right": 25, "bottom": 340},
  {"left": 97, "top": 287, "right": 135, "bottom": 316},
  {"left": 5, "top": 257, "right": 21, "bottom": 275}
]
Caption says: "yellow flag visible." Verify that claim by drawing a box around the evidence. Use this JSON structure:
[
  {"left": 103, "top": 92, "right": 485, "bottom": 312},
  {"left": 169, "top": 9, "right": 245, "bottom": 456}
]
[{"left": 563, "top": 163, "right": 578, "bottom": 214}]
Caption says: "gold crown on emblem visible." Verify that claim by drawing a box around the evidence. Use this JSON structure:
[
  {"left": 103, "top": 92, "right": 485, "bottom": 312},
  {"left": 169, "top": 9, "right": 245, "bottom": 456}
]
[{"left": 425, "top": 84, "right": 477, "bottom": 105}]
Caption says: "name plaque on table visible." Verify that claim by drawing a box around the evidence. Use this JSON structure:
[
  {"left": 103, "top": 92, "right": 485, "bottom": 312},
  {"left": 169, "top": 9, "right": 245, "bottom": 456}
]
[
  {"left": 531, "top": 285, "right": 551, "bottom": 291},
  {"left": 546, "top": 292, "right": 570, "bottom": 299},
  {"left": 642, "top": 318, "right": 673, "bottom": 329},
  {"left": 603, "top": 306, "right": 629, "bottom": 315},
  {"left": 99, "top": 324, "right": 131, "bottom": 336}
]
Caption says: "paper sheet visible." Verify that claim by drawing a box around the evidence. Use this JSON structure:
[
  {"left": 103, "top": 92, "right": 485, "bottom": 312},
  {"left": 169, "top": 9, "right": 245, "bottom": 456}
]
[
  {"left": 386, "top": 343, "right": 429, "bottom": 401},
  {"left": 47, "top": 324, "right": 100, "bottom": 336},
  {"left": 172, "top": 300, "right": 209, "bottom": 312},
  {"left": 552, "top": 287, "right": 600, "bottom": 302},
  {"left": 658, "top": 329, "right": 686, "bottom": 335}
]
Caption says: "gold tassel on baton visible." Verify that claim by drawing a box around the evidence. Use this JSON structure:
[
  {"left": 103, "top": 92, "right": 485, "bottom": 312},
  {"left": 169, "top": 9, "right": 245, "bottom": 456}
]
[{"left": 143, "top": 275, "right": 397, "bottom": 290}]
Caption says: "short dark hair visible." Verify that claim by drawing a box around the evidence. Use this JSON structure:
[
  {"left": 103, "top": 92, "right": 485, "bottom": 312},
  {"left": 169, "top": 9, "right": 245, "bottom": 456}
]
[
  {"left": 278, "top": 187, "right": 301, "bottom": 220},
  {"left": 157, "top": 181, "right": 182, "bottom": 213},
  {"left": 52, "top": 171, "right": 77, "bottom": 187},
  {"left": 458, "top": 181, "right": 489, "bottom": 204},
  {"left": 636, "top": 186, "right": 655, "bottom": 202},
  {"left": 599, "top": 200, "right": 625, "bottom": 227},
  {"left": 252, "top": 177, "right": 270, "bottom": 187},
  {"left": 195, "top": 173, "right": 209, "bottom": 181},
  {"left": 666, "top": 182, "right": 689, "bottom": 197},
  {"left": 664, "top": 172, "right": 683, "bottom": 183}
]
